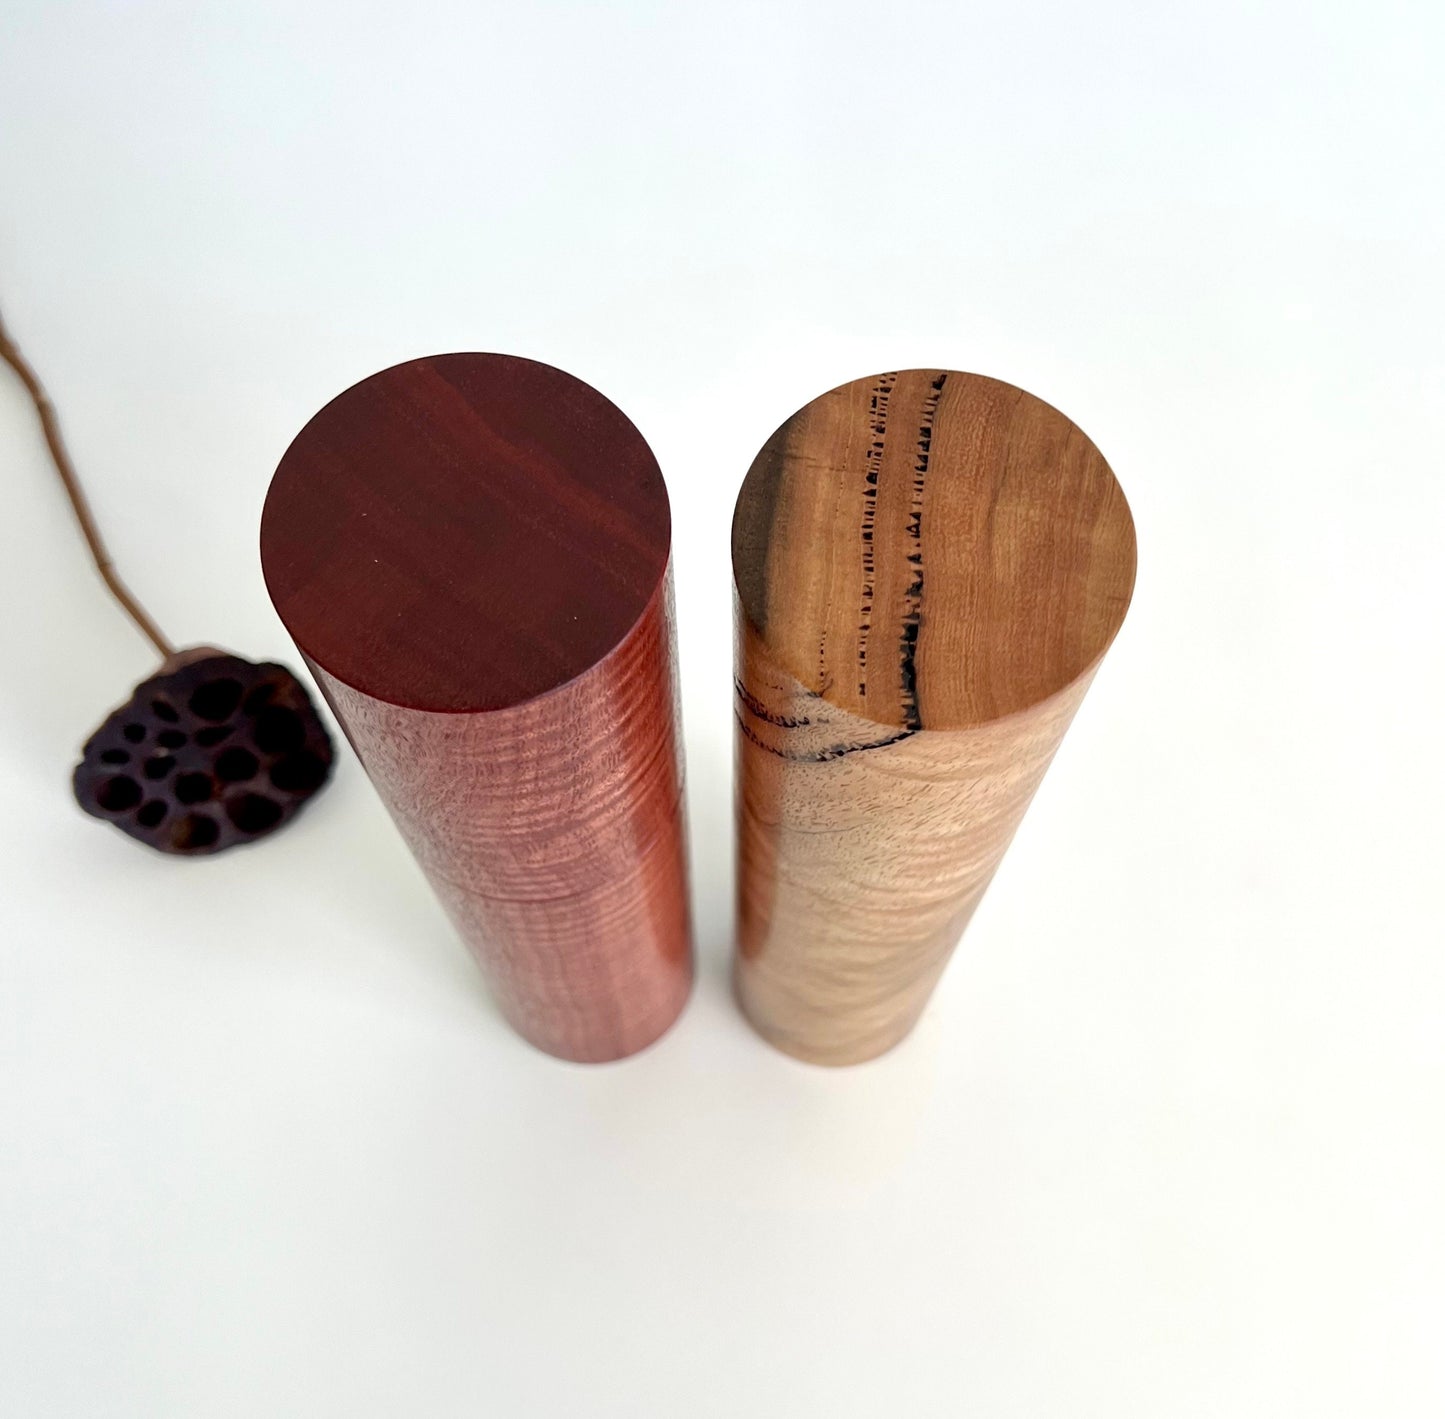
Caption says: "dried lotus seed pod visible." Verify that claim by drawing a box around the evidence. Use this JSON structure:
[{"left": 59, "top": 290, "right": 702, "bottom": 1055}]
[{"left": 72, "top": 648, "right": 333, "bottom": 855}]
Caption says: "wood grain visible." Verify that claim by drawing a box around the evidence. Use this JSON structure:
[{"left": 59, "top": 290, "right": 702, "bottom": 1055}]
[
  {"left": 733, "top": 370, "right": 1136, "bottom": 1065},
  {"left": 262, "top": 354, "right": 692, "bottom": 1062}
]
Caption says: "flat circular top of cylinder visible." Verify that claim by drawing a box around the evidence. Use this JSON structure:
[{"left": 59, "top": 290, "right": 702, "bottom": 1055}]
[
  {"left": 262, "top": 354, "right": 670, "bottom": 713},
  {"left": 732, "top": 370, "right": 1136, "bottom": 729}
]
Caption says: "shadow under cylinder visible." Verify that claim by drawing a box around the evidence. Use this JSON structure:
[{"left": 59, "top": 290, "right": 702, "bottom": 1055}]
[
  {"left": 732, "top": 370, "right": 1137, "bottom": 1066},
  {"left": 262, "top": 354, "right": 692, "bottom": 1062}
]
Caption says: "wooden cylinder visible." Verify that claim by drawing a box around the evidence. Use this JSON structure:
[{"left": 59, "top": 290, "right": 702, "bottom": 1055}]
[
  {"left": 732, "top": 370, "right": 1136, "bottom": 1065},
  {"left": 261, "top": 354, "right": 692, "bottom": 1062}
]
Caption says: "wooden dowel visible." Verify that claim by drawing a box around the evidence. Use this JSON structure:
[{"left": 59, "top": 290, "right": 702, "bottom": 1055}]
[
  {"left": 262, "top": 354, "right": 693, "bottom": 1062},
  {"left": 732, "top": 370, "right": 1136, "bottom": 1065}
]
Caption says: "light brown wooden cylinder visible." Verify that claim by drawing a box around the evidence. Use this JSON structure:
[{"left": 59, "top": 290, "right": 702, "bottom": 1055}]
[{"left": 732, "top": 371, "right": 1136, "bottom": 1065}]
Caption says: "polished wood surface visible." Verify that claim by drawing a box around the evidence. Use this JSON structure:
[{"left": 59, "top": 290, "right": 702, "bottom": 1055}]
[
  {"left": 733, "top": 370, "right": 1136, "bottom": 1065},
  {"left": 262, "top": 352, "right": 671, "bottom": 714},
  {"left": 263, "top": 354, "right": 692, "bottom": 1062}
]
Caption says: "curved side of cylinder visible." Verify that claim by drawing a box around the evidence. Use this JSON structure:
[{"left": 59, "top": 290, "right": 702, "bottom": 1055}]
[
  {"left": 733, "top": 607, "right": 1097, "bottom": 1066},
  {"left": 311, "top": 569, "right": 693, "bottom": 1063}
]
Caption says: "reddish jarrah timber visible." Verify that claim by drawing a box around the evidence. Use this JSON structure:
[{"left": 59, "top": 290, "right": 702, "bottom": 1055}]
[{"left": 261, "top": 354, "right": 692, "bottom": 1061}]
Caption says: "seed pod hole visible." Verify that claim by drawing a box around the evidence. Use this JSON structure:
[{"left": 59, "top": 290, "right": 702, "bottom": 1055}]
[
  {"left": 215, "top": 747, "right": 259, "bottom": 782},
  {"left": 174, "top": 772, "right": 213, "bottom": 805},
  {"left": 97, "top": 775, "right": 142, "bottom": 812}
]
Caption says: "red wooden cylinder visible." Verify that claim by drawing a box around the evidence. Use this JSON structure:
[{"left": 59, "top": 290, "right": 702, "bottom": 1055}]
[{"left": 260, "top": 354, "right": 693, "bottom": 1061}]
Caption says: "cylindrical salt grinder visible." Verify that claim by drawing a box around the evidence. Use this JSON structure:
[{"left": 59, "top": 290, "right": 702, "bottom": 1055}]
[
  {"left": 262, "top": 354, "right": 692, "bottom": 1062},
  {"left": 732, "top": 370, "right": 1136, "bottom": 1065}
]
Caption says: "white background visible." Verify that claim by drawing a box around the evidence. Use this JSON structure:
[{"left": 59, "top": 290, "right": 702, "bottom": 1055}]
[{"left": 2, "top": 3, "right": 1442, "bottom": 1414}]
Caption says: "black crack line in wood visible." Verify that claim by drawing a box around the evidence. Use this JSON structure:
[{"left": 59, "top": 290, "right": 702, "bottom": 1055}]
[
  {"left": 855, "top": 372, "right": 897, "bottom": 698},
  {"left": 734, "top": 710, "right": 916, "bottom": 763},
  {"left": 733, "top": 679, "right": 814, "bottom": 728},
  {"left": 898, "top": 373, "right": 946, "bottom": 731}
]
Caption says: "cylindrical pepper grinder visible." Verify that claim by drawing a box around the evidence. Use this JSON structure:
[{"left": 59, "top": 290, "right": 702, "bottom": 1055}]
[
  {"left": 262, "top": 354, "right": 692, "bottom": 1062},
  {"left": 732, "top": 370, "right": 1136, "bottom": 1065}
]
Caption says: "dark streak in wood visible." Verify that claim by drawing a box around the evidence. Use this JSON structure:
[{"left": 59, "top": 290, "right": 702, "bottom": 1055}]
[
  {"left": 734, "top": 678, "right": 813, "bottom": 728},
  {"left": 898, "top": 372, "right": 945, "bottom": 731},
  {"left": 856, "top": 372, "right": 897, "bottom": 696},
  {"left": 733, "top": 710, "right": 916, "bottom": 763}
]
